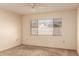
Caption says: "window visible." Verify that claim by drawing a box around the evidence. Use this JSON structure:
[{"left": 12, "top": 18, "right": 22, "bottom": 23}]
[
  {"left": 31, "top": 18, "right": 62, "bottom": 36},
  {"left": 38, "top": 19, "right": 53, "bottom": 35},
  {"left": 53, "top": 18, "right": 62, "bottom": 36},
  {"left": 31, "top": 20, "right": 38, "bottom": 35}
]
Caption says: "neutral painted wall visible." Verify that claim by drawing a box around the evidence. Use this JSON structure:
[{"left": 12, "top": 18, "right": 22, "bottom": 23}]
[
  {"left": 22, "top": 10, "right": 77, "bottom": 50},
  {"left": 0, "top": 9, "right": 21, "bottom": 51},
  {"left": 77, "top": 7, "right": 79, "bottom": 54}
]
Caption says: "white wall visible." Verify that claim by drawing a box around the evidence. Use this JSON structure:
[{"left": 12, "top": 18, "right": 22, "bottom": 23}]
[
  {"left": 77, "top": 7, "right": 79, "bottom": 54},
  {"left": 0, "top": 9, "right": 21, "bottom": 51},
  {"left": 22, "top": 10, "right": 77, "bottom": 50}
]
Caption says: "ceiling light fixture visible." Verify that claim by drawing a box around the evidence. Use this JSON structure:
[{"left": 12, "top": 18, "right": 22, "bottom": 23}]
[{"left": 30, "top": 3, "right": 36, "bottom": 12}]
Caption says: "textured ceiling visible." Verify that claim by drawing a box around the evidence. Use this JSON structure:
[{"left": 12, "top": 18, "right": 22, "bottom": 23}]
[{"left": 0, "top": 3, "right": 78, "bottom": 15}]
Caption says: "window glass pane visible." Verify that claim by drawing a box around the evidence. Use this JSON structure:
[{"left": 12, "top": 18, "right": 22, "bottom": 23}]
[
  {"left": 32, "top": 28, "right": 38, "bottom": 35},
  {"left": 31, "top": 20, "right": 38, "bottom": 35},
  {"left": 53, "top": 18, "right": 62, "bottom": 36},
  {"left": 38, "top": 19, "right": 53, "bottom": 35}
]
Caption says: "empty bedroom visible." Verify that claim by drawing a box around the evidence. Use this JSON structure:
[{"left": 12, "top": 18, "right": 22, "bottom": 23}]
[{"left": 0, "top": 3, "right": 79, "bottom": 56}]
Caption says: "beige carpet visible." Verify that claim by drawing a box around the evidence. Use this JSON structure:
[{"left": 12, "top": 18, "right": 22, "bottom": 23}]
[{"left": 0, "top": 45, "right": 77, "bottom": 56}]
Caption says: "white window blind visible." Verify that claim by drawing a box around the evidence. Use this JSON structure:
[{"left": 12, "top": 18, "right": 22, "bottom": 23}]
[{"left": 31, "top": 18, "right": 62, "bottom": 36}]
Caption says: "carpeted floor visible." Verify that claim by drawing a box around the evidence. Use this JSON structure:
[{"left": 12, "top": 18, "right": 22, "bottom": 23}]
[{"left": 0, "top": 45, "right": 77, "bottom": 56}]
